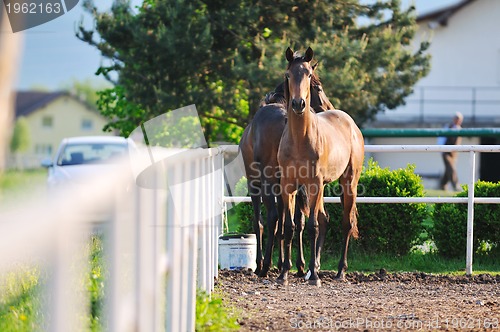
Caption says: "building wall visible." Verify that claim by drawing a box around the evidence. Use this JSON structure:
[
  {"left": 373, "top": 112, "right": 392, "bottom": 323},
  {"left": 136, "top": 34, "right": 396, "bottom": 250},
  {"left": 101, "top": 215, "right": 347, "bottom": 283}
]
[
  {"left": 10, "top": 96, "right": 112, "bottom": 168},
  {"left": 377, "top": 0, "right": 500, "bottom": 123},
  {"left": 416, "top": 0, "right": 500, "bottom": 88}
]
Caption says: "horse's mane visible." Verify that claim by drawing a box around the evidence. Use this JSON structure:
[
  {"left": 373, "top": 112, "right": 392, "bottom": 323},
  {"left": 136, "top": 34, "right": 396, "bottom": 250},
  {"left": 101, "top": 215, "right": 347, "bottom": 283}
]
[{"left": 262, "top": 82, "right": 286, "bottom": 106}]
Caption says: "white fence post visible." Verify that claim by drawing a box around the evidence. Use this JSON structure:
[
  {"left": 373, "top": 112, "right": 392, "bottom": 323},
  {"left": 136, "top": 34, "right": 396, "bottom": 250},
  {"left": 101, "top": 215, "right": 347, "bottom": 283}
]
[
  {"left": 165, "top": 162, "right": 181, "bottom": 332},
  {"left": 466, "top": 150, "right": 476, "bottom": 276}
]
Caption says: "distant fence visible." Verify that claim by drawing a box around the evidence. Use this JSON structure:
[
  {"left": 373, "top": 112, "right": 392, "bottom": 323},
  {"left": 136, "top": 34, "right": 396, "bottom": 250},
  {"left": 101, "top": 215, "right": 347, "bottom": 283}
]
[
  {"left": 361, "top": 127, "right": 500, "bottom": 138},
  {"left": 375, "top": 86, "right": 500, "bottom": 125},
  {"left": 222, "top": 144, "right": 500, "bottom": 276},
  {"left": 0, "top": 147, "right": 225, "bottom": 332}
]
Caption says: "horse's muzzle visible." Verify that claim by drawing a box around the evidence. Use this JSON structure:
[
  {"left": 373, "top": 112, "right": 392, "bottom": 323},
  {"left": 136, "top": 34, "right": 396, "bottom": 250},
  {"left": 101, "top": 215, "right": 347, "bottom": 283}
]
[{"left": 291, "top": 98, "right": 306, "bottom": 115}]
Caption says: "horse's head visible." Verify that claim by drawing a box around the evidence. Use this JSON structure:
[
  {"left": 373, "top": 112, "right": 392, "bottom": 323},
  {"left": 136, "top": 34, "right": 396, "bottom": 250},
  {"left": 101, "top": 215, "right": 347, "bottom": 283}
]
[{"left": 285, "top": 47, "right": 314, "bottom": 116}]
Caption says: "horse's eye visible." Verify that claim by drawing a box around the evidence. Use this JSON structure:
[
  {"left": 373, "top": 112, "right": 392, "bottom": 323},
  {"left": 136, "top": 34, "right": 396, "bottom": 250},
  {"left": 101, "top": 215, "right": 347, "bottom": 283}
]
[{"left": 308, "top": 73, "right": 312, "bottom": 78}]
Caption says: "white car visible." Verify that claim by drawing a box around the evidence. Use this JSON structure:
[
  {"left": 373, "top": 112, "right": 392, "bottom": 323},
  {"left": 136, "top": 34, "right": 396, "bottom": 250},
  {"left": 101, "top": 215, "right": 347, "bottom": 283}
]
[
  {"left": 42, "top": 136, "right": 131, "bottom": 188},
  {"left": 42, "top": 136, "right": 133, "bottom": 222}
]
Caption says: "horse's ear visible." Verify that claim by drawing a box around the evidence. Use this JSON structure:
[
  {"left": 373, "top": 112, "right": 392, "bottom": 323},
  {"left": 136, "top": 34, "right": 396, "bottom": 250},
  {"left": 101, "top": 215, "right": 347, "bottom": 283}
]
[
  {"left": 312, "top": 61, "right": 319, "bottom": 71},
  {"left": 286, "top": 47, "right": 294, "bottom": 62},
  {"left": 304, "top": 47, "right": 314, "bottom": 62}
]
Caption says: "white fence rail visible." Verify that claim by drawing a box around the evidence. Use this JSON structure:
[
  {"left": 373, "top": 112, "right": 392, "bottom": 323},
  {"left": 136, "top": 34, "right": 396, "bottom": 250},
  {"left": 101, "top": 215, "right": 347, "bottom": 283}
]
[
  {"left": 1, "top": 144, "right": 498, "bottom": 331},
  {"left": 222, "top": 145, "right": 500, "bottom": 277},
  {"left": 0, "top": 147, "right": 225, "bottom": 332}
]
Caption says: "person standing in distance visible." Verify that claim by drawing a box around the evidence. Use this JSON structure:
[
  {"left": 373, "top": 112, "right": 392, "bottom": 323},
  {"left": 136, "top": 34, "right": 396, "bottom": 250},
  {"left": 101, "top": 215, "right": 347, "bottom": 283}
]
[{"left": 439, "top": 112, "right": 464, "bottom": 191}]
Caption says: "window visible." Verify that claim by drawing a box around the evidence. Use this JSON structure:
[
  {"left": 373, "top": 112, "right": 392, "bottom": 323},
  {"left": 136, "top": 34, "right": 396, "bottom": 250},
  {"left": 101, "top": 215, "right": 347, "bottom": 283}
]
[
  {"left": 81, "top": 119, "right": 93, "bottom": 131},
  {"left": 35, "top": 144, "right": 53, "bottom": 156},
  {"left": 42, "top": 116, "right": 53, "bottom": 128}
]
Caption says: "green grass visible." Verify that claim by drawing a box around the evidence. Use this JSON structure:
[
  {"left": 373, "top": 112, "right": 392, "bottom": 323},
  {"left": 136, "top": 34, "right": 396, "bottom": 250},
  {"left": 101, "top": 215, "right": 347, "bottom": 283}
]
[
  {"left": 268, "top": 237, "right": 499, "bottom": 276},
  {"left": 0, "top": 265, "right": 44, "bottom": 331},
  {"left": 424, "top": 188, "right": 458, "bottom": 197},
  {"left": 345, "top": 250, "right": 499, "bottom": 275},
  {"left": 0, "top": 169, "right": 46, "bottom": 204},
  {"left": 196, "top": 288, "right": 240, "bottom": 331}
]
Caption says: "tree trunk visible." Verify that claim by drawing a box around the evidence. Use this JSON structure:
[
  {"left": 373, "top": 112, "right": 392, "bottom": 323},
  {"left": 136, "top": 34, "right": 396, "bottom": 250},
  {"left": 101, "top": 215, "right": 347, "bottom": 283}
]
[{"left": 0, "top": 8, "right": 23, "bottom": 173}]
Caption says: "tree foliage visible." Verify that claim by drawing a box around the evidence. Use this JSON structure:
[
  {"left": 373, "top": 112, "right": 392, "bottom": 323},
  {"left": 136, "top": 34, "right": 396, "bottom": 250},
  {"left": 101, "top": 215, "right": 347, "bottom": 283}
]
[
  {"left": 77, "top": 0, "right": 430, "bottom": 142},
  {"left": 10, "top": 116, "right": 30, "bottom": 153}
]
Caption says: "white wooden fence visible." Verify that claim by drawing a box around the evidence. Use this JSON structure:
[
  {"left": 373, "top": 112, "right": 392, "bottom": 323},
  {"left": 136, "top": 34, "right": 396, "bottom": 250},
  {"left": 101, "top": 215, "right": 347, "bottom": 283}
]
[
  {"left": 0, "top": 147, "right": 224, "bottom": 332},
  {"left": 0, "top": 144, "right": 498, "bottom": 331}
]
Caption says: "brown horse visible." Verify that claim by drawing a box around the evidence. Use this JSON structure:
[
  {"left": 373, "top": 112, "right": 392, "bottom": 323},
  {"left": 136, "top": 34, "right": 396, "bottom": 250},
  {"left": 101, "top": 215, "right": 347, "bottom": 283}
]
[
  {"left": 277, "top": 47, "right": 364, "bottom": 285},
  {"left": 239, "top": 73, "right": 334, "bottom": 277}
]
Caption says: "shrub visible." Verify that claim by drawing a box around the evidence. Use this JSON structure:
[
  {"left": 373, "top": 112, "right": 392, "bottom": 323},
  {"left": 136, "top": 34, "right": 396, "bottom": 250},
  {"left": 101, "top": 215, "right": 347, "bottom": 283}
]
[
  {"left": 324, "top": 159, "right": 428, "bottom": 256},
  {"left": 432, "top": 180, "right": 500, "bottom": 258},
  {"left": 232, "top": 177, "right": 255, "bottom": 234},
  {"left": 234, "top": 160, "right": 429, "bottom": 256}
]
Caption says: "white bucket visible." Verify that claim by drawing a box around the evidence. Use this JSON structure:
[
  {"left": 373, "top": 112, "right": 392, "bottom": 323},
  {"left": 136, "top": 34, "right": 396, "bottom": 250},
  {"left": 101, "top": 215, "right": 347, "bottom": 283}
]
[{"left": 218, "top": 234, "right": 257, "bottom": 271}]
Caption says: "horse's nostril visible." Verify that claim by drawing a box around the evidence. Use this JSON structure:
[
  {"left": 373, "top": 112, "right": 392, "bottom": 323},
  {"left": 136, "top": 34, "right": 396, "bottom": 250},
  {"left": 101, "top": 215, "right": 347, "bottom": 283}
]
[{"left": 291, "top": 98, "right": 305, "bottom": 112}]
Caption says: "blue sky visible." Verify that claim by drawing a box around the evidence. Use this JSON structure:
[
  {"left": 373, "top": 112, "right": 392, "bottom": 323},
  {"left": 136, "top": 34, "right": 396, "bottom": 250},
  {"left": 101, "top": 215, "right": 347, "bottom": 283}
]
[{"left": 10, "top": 0, "right": 459, "bottom": 91}]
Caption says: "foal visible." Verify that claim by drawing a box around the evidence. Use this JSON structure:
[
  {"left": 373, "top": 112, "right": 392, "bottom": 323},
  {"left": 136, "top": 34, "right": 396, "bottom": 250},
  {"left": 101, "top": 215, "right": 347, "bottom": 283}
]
[{"left": 277, "top": 47, "right": 364, "bottom": 285}]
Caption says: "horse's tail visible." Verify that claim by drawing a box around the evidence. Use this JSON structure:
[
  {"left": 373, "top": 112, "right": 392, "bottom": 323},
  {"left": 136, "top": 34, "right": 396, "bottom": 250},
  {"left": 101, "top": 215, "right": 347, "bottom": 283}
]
[
  {"left": 351, "top": 203, "right": 359, "bottom": 239},
  {"left": 296, "top": 185, "right": 309, "bottom": 217}
]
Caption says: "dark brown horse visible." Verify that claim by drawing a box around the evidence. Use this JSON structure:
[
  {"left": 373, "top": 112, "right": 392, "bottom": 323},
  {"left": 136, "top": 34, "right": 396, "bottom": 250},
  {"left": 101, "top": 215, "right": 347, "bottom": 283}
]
[
  {"left": 239, "top": 72, "right": 334, "bottom": 277},
  {"left": 277, "top": 47, "right": 364, "bottom": 285}
]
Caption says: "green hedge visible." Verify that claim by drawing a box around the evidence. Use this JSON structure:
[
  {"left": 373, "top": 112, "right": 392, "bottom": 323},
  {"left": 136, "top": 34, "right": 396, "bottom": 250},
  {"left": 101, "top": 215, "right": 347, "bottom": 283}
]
[
  {"left": 234, "top": 159, "right": 428, "bottom": 256},
  {"left": 432, "top": 180, "right": 500, "bottom": 258},
  {"left": 324, "top": 159, "right": 428, "bottom": 256},
  {"left": 232, "top": 178, "right": 261, "bottom": 234}
]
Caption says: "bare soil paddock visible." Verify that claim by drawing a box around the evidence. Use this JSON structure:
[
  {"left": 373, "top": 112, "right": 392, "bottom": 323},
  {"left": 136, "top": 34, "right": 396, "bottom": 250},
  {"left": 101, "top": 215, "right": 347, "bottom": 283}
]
[{"left": 218, "top": 269, "right": 499, "bottom": 331}]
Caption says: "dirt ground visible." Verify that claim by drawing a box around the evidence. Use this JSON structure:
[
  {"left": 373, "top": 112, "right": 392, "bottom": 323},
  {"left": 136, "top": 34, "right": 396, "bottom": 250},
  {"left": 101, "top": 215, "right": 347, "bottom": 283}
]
[{"left": 218, "top": 269, "right": 499, "bottom": 331}]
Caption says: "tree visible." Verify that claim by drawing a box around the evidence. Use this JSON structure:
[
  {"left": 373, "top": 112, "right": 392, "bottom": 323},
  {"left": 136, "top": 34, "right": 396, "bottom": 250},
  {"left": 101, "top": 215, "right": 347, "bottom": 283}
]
[
  {"left": 10, "top": 116, "right": 30, "bottom": 154},
  {"left": 60, "top": 78, "right": 112, "bottom": 107},
  {"left": 10, "top": 116, "right": 30, "bottom": 170},
  {"left": 77, "top": 0, "right": 430, "bottom": 143}
]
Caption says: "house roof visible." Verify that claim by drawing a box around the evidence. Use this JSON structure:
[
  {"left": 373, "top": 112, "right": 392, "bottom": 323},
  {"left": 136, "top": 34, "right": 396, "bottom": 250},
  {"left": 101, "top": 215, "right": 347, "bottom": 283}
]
[
  {"left": 15, "top": 91, "right": 97, "bottom": 118},
  {"left": 417, "top": 0, "right": 476, "bottom": 26},
  {"left": 15, "top": 91, "right": 69, "bottom": 118}
]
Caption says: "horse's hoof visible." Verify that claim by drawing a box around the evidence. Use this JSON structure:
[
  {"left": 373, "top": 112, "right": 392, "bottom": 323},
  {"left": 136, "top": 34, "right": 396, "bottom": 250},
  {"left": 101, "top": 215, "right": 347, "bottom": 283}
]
[
  {"left": 295, "top": 270, "right": 305, "bottom": 278},
  {"left": 276, "top": 278, "right": 288, "bottom": 286},
  {"left": 258, "top": 271, "right": 268, "bottom": 278},
  {"left": 308, "top": 278, "right": 321, "bottom": 287},
  {"left": 334, "top": 275, "right": 349, "bottom": 283},
  {"left": 304, "top": 270, "right": 311, "bottom": 281}
]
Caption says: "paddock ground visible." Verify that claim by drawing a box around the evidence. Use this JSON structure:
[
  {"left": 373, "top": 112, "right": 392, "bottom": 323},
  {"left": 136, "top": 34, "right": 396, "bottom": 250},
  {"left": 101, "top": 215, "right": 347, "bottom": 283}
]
[{"left": 218, "top": 269, "right": 499, "bottom": 331}]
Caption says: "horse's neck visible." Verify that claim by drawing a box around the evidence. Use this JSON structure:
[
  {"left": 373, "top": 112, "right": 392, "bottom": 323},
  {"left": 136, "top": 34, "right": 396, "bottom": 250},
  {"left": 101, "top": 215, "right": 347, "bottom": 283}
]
[{"left": 287, "top": 105, "right": 318, "bottom": 142}]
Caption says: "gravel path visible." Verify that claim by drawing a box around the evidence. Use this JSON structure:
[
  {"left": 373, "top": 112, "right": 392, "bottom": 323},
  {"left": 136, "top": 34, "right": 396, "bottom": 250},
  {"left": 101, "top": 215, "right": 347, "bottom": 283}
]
[{"left": 218, "top": 269, "right": 499, "bottom": 331}]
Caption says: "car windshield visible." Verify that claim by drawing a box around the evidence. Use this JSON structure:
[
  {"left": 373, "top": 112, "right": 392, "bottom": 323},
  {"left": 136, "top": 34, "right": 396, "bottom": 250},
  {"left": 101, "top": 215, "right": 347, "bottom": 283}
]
[{"left": 57, "top": 143, "right": 127, "bottom": 166}]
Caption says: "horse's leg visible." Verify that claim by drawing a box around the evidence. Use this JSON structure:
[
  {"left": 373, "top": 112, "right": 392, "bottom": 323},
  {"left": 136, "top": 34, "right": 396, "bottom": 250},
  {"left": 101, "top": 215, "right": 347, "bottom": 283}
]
[
  {"left": 249, "top": 183, "right": 264, "bottom": 276},
  {"left": 336, "top": 165, "right": 360, "bottom": 281},
  {"left": 314, "top": 206, "right": 329, "bottom": 272},
  {"left": 277, "top": 182, "right": 296, "bottom": 285},
  {"left": 276, "top": 194, "right": 284, "bottom": 272},
  {"left": 293, "top": 198, "right": 305, "bottom": 277},
  {"left": 306, "top": 180, "right": 323, "bottom": 286},
  {"left": 260, "top": 182, "right": 278, "bottom": 277}
]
